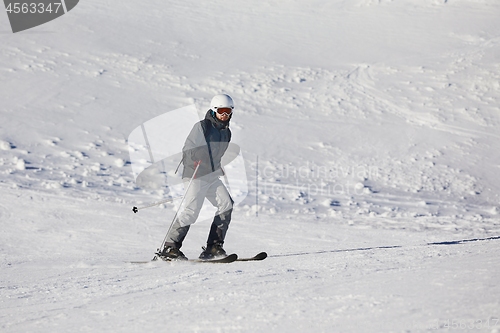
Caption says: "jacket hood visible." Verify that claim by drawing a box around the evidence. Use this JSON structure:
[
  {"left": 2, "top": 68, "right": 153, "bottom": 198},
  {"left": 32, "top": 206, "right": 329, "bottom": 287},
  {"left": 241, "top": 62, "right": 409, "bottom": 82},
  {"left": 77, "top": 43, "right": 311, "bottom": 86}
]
[{"left": 206, "top": 109, "right": 231, "bottom": 129}]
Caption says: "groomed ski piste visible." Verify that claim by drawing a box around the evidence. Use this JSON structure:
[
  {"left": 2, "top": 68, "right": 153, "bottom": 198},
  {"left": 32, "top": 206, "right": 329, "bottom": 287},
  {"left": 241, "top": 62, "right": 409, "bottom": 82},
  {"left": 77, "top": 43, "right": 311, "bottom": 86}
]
[{"left": 1, "top": 0, "right": 500, "bottom": 332}]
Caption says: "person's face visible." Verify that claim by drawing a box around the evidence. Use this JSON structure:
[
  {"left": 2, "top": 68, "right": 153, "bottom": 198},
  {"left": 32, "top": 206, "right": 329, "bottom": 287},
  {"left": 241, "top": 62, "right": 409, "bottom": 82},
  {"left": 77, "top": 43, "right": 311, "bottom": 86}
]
[{"left": 215, "top": 107, "right": 232, "bottom": 121}]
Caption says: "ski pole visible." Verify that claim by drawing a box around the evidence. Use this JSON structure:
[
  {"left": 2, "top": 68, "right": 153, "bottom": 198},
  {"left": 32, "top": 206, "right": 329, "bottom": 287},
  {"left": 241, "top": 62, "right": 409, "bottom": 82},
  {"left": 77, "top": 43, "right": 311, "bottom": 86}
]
[
  {"left": 132, "top": 197, "right": 176, "bottom": 213},
  {"left": 131, "top": 157, "right": 183, "bottom": 213},
  {"left": 155, "top": 161, "right": 201, "bottom": 258}
]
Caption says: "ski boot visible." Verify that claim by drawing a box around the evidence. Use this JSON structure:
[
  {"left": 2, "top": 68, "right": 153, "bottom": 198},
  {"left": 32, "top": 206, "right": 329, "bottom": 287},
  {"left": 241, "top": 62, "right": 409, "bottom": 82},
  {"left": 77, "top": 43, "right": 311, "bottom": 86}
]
[
  {"left": 158, "top": 246, "right": 188, "bottom": 261},
  {"left": 199, "top": 242, "right": 227, "bottom": 260}
]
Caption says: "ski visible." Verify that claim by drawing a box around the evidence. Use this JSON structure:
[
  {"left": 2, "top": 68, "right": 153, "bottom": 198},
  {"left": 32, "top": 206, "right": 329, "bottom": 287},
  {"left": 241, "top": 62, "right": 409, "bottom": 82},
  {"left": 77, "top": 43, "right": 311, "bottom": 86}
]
[
  {"left": 130, "top": 252, "right": 266, "bottom": 264},
  {"left": 235, "top": 252, "right": 267, "bottom": 262},
  {"left": 189, "top": 253, "right": 238, "bottom": 263},
  {"left": 130, "top": 253, "right": 238, "bottom": 264},
  {"left": 130, "top": 260, "right": 156, "bottom": 264}
]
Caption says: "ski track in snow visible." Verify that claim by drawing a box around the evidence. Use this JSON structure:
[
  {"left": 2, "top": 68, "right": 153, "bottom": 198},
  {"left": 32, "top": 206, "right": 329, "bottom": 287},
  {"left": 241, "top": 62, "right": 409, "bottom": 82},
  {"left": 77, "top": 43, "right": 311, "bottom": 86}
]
[{"left": 1, "top": 0, "right": 500, "bottom": 332}]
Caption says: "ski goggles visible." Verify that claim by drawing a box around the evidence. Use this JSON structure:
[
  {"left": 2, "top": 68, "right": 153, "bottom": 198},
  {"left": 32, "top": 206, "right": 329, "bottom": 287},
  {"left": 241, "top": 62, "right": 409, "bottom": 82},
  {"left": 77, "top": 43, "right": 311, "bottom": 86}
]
[{"left": 215, "top": 107, "right": 233, "bottom": 116}]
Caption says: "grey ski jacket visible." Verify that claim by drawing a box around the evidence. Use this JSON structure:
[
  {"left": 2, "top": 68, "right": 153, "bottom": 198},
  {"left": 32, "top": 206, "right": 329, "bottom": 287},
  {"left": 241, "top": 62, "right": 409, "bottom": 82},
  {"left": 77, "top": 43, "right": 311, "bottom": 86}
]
[{"left": 181, "top": 110, "right": 231, "bottom": 179}]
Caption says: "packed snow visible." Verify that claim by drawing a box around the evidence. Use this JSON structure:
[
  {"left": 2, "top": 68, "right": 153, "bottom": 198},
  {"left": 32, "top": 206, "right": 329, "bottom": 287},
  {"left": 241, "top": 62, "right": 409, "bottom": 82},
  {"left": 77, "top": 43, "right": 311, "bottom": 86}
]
[{"left": 1, "top": 0, "right": 500, "bottom": 332}]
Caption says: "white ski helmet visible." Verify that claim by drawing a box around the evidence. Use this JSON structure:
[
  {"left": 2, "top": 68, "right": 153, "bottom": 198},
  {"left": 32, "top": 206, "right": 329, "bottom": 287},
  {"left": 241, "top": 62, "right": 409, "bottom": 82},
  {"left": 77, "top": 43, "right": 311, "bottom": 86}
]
[{"left": 210, "top": 94, "right": 234, "bottom": 111}]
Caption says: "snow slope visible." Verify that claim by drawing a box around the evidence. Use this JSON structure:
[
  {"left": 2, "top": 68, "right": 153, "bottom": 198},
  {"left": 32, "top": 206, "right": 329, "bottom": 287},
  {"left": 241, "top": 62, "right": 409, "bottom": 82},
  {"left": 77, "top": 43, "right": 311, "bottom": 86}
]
[{"left": 1, "top": 0, "right": 500, "bottom": 332}]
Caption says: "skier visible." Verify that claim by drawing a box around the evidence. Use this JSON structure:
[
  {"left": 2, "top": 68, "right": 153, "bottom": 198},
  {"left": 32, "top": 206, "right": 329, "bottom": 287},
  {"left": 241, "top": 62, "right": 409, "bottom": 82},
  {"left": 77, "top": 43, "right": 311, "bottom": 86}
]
[{"left": 159, "top": 94, "right": 235, "bottom": 261}]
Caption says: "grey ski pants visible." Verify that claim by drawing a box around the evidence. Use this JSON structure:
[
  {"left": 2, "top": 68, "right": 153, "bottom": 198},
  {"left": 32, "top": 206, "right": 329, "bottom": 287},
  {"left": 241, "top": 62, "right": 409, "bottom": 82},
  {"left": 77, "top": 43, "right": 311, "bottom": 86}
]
[{"left": 165, "top": 174, "right": 233, "bottom": 249}]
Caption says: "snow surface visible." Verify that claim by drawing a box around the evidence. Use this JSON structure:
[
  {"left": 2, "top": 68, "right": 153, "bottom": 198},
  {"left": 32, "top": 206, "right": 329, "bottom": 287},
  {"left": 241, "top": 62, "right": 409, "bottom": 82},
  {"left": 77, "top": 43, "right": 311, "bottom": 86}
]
[{"left": 1, "top": 0, "right": 500, "bottom": 332}]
